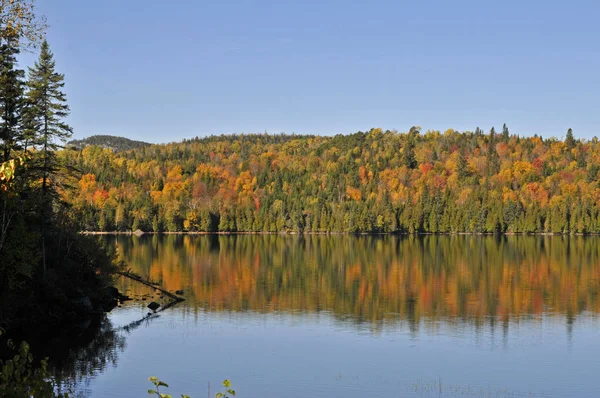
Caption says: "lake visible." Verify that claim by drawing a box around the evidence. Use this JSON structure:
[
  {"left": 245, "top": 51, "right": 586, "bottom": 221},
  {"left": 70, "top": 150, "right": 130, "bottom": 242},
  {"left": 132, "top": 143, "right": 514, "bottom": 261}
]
[{"left": 49, "top": 235, "right": 600, "bottom": 397}]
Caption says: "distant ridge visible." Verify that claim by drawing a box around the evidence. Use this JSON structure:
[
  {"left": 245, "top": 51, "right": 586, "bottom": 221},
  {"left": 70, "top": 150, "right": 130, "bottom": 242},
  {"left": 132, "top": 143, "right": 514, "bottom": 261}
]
[{"left": 67, "top": 135, "right": 151, "bottom": 152}]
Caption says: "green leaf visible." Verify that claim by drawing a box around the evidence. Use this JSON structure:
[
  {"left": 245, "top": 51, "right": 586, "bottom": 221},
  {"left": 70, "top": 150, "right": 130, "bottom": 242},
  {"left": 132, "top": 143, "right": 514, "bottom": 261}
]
[
  {"left": 158, "top": 381, "right": 169, "bottom": 388},
  {"left": 149, "top": 376, "right": 158, "bottom": 382},
  {"left": 222, "top": 379, "right": 231, "bottom": 388},
  {"left": 148, "top": 389, "right": 157, "bottom": 395},
  {"left": 216, "top": 393, "right": 224, "bottom": 398}
]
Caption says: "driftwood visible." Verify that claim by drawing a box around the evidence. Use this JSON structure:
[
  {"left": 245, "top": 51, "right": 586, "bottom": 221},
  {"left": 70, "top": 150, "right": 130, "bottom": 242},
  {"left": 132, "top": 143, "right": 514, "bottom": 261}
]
[
  {"left": 116, "top": 271, "right": 185, "bottom": 303},
  {"left": 115, "top": 271, "right": 185, "bottom": 332}
]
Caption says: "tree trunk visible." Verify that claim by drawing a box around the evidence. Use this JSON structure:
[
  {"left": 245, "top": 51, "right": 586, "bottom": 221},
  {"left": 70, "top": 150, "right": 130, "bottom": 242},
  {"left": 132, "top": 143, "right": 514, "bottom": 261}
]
[{"left": 41, "top": 108, "right": 48, "bottom": 281}]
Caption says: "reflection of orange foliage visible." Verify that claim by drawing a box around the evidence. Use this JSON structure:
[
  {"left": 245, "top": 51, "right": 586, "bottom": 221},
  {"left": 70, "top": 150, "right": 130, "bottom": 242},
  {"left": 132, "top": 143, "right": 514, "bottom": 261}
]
[{"left": 114, "top": 235, "right": 600, "bottom": 327}]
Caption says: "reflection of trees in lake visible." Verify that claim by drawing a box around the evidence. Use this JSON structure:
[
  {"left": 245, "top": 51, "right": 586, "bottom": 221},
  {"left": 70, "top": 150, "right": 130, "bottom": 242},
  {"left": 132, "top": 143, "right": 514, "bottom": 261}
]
[
  {"left": 28, "top": 317, "right": 126, "bottom": 397},
  {"left": 110, "top": 235, "right": 600, "bottom": 327}
]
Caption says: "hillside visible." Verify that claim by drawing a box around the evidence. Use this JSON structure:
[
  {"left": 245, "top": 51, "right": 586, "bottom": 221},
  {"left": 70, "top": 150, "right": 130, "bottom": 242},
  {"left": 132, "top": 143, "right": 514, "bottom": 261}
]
[
  {"left": 67, "top": 135, "right": 151, "bottom": 152},
  {"left": 58, "top": 127, "right": 600, "bottom": 234}
]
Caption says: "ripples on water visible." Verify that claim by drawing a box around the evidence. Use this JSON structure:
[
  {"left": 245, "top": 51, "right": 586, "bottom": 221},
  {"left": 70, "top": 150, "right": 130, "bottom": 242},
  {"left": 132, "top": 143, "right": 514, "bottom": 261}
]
[{"left": 49, "top": 236, "right": 600, "bottom": 397}]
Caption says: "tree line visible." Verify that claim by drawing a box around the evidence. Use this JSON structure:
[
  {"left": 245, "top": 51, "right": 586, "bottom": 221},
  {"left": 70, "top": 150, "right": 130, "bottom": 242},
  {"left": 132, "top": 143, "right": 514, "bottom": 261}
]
[{"left": 62, "top": 125, "right": 600, "bottom": 234}]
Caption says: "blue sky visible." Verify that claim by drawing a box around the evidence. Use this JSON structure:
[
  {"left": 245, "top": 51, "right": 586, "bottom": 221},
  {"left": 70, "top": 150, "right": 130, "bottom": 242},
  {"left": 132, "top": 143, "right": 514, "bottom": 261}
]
[{"left": 24, "top": 0, "right": 600, "bottom": 143}]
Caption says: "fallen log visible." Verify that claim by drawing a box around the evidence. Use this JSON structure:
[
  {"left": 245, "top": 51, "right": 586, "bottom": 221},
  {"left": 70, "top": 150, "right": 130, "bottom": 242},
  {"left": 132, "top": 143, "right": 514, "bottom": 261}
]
[{"left": 116, "top": 271, "right": 185, "bottom": 303}]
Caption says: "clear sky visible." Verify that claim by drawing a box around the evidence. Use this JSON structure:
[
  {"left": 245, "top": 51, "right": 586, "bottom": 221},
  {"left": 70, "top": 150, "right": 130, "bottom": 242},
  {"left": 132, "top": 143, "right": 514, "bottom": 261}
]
[{"left": 23, "top": 0, "right": 600, "bottom": 143}]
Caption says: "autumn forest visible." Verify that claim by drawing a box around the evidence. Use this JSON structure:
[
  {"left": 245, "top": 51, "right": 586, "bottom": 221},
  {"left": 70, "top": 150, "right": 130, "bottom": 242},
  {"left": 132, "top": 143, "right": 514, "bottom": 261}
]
[{"left": 64, "top": 126, "right": 600, "bottom": 235}]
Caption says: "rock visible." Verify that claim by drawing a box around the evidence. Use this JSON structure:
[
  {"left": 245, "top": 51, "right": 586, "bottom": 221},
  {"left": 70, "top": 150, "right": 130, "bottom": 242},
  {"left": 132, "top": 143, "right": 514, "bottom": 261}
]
[
  {"left": 147, "top": 301, "right": 160, "bottom": 311},
  {"left": 105, "top": 286, "right": 120, "bottom": 298},
  {"left": 101, "top": 298, "right": 119, "bottom": 312},
  {"left": 175, "top": 289, "right": 184, "bottom": 295}
]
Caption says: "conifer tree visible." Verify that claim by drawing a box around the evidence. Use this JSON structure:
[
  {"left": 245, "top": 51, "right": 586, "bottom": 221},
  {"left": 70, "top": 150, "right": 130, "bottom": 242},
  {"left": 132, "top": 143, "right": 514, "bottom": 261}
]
[
  {"left": 486, "top": 127, "right": 500, "bottom": 176},
  {"left": 456, "top": 151, "right": 468, "bottom": 179},
  {"left": 501, "top": 123, "right": 509, "bottom": 142},
  {"left": 25, "top": 39, "right": 72, "bottom": 163},
  {"left": 566, "top": 128, "right": 575, "bottom": 149},
  {"left": 403, "top": 138, "right": 417, "bottom": 169},
  {"left": 24, "top": 39, "right": 72, "bottom": 279},
  {"left": 0, "top": 36, "right": 24, "bottom": 162},
  {"left": 404, "top": 128, "right": 418, "bottom": 169}
]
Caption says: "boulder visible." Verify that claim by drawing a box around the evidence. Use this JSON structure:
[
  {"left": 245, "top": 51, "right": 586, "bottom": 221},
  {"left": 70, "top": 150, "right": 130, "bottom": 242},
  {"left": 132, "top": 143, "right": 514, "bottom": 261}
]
[{"left": 147, "top": 301, "right": 160, "bottom": 311}]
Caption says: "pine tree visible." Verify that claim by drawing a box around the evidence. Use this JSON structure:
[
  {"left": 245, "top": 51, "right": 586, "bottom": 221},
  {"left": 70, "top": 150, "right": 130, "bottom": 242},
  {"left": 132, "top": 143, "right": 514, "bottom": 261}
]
[
  {"left": 24, "top": 39, "right": 72, "bottom": 279},
  {"left": 486, "top": 127, "right": 500, "bottom": 176},
  {"left": 25, "top": 40, "right": 72, "bottom": 160},
  {"left": 0, "top": 36, "right": 24, "bottom": 161},
  {"left": 501, "top": 123, "right": 509, "bottom": 142},
  {"left": 403, "top": 136, "right": 417, "bottom": 169},
  {"left": 566, "top": 128, "right": 575, "bottom": 149}
]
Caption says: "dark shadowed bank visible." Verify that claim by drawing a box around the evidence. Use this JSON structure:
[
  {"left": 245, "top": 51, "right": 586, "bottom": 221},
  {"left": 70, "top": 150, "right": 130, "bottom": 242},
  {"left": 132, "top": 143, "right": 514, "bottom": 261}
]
[{"left": 0, "top": 218, "right": 122, "bottom": 334}]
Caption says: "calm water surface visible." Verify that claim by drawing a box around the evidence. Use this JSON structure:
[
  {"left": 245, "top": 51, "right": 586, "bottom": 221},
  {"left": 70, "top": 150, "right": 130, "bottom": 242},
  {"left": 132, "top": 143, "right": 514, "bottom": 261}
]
[{"left": 53, "top": 235, "right": 600, "bottom": 397}]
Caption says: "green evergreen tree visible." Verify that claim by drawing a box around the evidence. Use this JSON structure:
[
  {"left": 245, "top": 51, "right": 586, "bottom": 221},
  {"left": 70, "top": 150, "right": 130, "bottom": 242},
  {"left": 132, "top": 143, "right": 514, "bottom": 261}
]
[
  {"left": 501, "top": 123, "right": 509, "bottom": 142},
  {"left": 403, "top": 136, "right": 417, "bottom": 169},
  {"left": 577, "top": 152, "right": 587, "bottom": 168},
  {"left": 456, "top": 151, "right": 468, "bottom": 179},
  {"left": 566, "top": 128, "right": 575, "bottom": 149},
  {"left": 587, "top": 164, "right": 599, "bottom": 183},
  {"left": 24, "top": 39, "right": 72, "bottom": 279},
  {"left": 486, "top": 127, "right": 500, "bottom": 176},
  {"left": 25, "top": 39, "right": 73, "bottom": 172},
  {"left": 152, "top": 214, "right": 162, "bottom": 233},
  {"left": 0, "top": 36, "right": 24, "bottom": 161}
]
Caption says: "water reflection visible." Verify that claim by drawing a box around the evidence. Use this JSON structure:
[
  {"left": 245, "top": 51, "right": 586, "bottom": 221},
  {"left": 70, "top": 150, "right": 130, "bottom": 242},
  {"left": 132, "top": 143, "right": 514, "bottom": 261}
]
[
  {"left": 10, "top": 317, "right": 127, "bottom": 397},
  {"left": 107, "top": 235, "right": 600, "bottom": 331},
  {"left": 28, "top": 235, "right": 600, "bottom": 398}
]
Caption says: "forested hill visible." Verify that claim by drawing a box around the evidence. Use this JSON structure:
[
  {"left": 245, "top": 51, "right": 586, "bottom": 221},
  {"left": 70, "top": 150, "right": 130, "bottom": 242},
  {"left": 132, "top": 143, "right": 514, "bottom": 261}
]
[
  {"left": 67, "top": 135, "right": 150, "bottom": 152},
  {"left": 59, "top": 127, "right": 600, "bottom": 234}
]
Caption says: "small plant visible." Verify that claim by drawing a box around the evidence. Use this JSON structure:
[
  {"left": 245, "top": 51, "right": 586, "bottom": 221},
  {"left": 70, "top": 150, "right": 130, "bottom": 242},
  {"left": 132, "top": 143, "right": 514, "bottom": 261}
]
[
  {"left": 147, "top": 376, "right": 235, "bottom": 398},
  {"left": 0, "top": 328, "right": 69, "bottom": 398},
  {"left": 147, "top": 376, "right": 189, "bottom": 398},
  {"left": 216, "top": 379, "right": 236, "bottom": 397}
]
